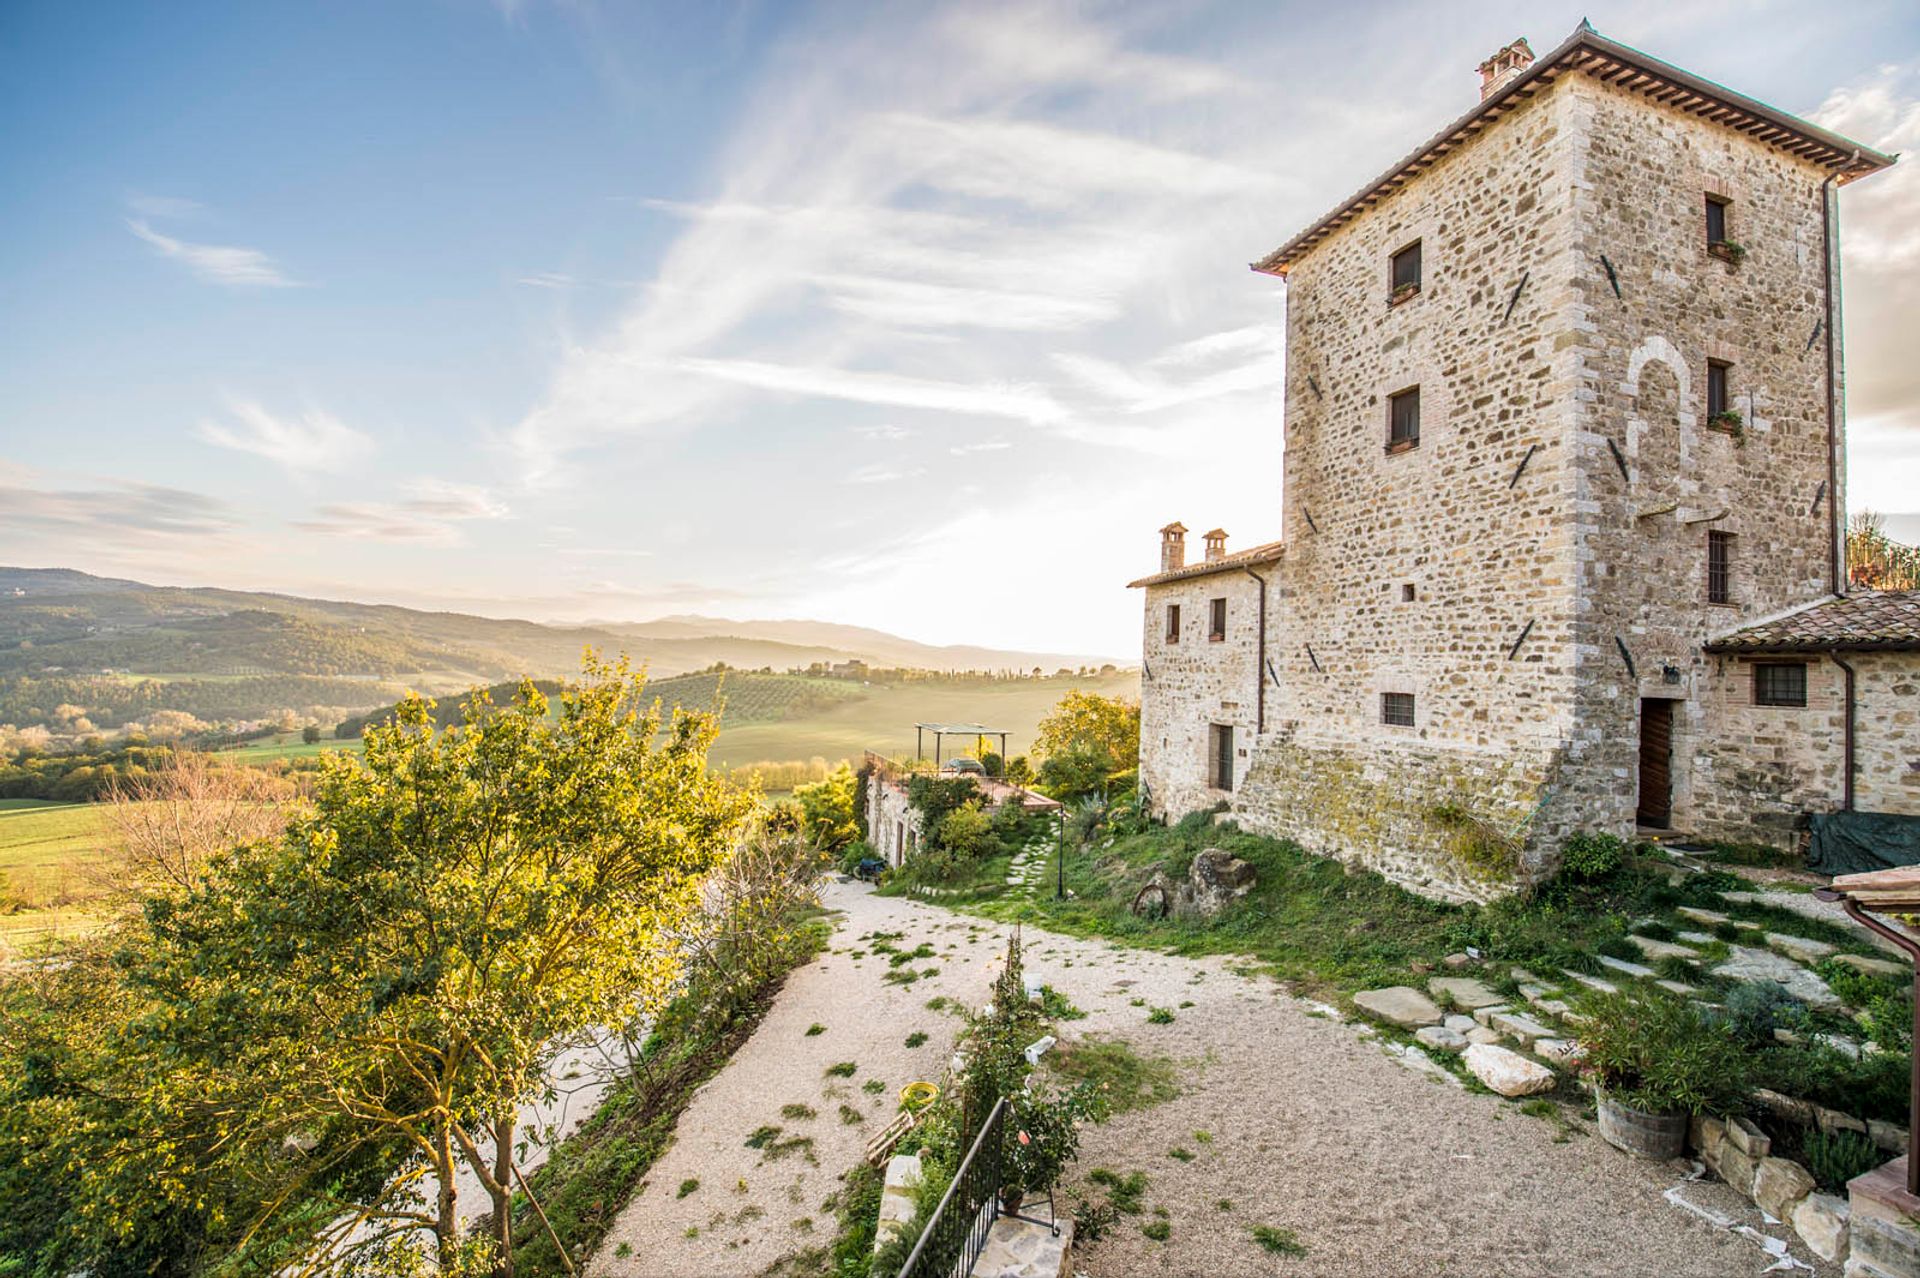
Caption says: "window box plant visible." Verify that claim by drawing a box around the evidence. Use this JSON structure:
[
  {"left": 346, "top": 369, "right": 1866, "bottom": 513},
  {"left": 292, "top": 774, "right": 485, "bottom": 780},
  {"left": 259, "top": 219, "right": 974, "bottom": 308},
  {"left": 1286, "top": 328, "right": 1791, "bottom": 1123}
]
[
  {"left": 1389, "top": 280, "right": 1421, "bottom": 306},
  {"left": 1577, "top": 989, "right": 1750, "bottom": 1159},
  {"left": 1708, "top": 239, "right": 1747, "bottom": 265},
  {"left": 1708, "top": 409, "right": 1746, "bottom": 445}
]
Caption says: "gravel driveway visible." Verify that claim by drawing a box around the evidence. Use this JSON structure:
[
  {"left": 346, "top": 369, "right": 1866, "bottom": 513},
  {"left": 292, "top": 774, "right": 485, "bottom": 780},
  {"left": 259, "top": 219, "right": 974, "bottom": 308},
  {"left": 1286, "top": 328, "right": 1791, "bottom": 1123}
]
[{"left": 592, "top": 879, "right": 1834, "bottom": 1277}]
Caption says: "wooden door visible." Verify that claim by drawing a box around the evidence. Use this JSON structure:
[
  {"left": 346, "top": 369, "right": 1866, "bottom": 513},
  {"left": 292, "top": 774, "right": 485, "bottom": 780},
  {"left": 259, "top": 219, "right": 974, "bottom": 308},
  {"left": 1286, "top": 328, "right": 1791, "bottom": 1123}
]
[
  {"left": 1637, "top": 699, "right": 1673, "bottom": 828},
  {"left": 1212, "top": 724, "right": 1235, "bottom": 792}
]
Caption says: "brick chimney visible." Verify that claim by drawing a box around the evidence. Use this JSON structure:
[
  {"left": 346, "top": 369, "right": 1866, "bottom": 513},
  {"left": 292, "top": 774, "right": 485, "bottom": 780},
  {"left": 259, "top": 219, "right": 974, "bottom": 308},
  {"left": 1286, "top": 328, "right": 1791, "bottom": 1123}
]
[
  {"left": 1477, "top": 37, "right": 1534, "bottom": 101},
  {"left": 1159, "top": 522, "right": 1187, "bottom": 572},
  {"left": 1203, "top": 528, "right": 1228, "bottom": 562}
]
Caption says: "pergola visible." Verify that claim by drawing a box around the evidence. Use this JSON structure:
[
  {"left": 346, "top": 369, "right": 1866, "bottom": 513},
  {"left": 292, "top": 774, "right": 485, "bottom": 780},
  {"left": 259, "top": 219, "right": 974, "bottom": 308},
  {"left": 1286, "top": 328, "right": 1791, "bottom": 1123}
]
[{"left": 914, "top": 722, "right": 1011, "bottom": 768}]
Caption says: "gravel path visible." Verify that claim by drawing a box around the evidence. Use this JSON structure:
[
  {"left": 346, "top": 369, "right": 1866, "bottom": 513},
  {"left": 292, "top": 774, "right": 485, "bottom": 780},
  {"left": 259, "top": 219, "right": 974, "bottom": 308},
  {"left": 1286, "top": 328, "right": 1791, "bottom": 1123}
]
[{"left": 592, "top": 880, "right": 1835, "bottom": 1277}]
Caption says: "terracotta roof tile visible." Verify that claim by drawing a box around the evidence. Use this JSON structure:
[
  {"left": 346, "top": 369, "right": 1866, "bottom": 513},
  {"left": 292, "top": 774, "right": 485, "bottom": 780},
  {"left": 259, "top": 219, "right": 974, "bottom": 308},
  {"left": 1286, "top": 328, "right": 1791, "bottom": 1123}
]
[
  {"left": 1704, "top": 591, "right": 1920, "bottom": 654},
  {"left": 1127, "top": 541, "right": 1284, "bottom": 589}
]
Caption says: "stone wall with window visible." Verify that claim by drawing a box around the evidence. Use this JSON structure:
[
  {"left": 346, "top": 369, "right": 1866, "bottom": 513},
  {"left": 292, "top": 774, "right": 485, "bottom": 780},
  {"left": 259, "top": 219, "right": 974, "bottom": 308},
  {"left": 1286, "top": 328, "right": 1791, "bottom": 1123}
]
[
  {"left": 865, "top": 774, "right": 922, "bottom": 868},
  {"left": 1691, "top": 652, "right": 1920, "bottom": 842},
  {"left": 1138, "top": 568, "right": 1266, "bottom": 821},
  {"left": 1562, "top": 71, "right": 1849, "bottom": 838}
]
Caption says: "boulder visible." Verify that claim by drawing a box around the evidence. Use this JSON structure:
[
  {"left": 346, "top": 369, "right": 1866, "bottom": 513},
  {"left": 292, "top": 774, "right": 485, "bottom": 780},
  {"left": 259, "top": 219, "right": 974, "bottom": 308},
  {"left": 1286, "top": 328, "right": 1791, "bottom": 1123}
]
[
  {"left": 1463, "top": 1043, "right": 1556, "bottom": 1097},
  {"left": 1690, "top": 1115, "right": 1727, "bottom": 1163},
  {"left": 1416, "top": 1025, "right": 1469, "bottom": 1054},
  {"left": 1428, "top": 976, "right": 1503, "bottom": 1010},
  {"left": 1726, "top": 1116, "right": 1770, "bottom": 1159},
  {"left": 1869, "top": 1119, "right": 1909, "bottom": 1154},
  {"left": 1157, "top": 847, "right": 1258, "bottom": 918},
  {"left": 1443, "top": 951, "right": 1474, "bottom": 969},
  {"left": 1712, "top": 946, "right": 1841, "bottom": 1011},
  {"left": 1352, "top": 986, "right": 1444, "bottom": 1028},
  {"left": 1790, "top": 1193, "right": 1850, "bottom": 1264},
  {"left": 1752, "top": 1156, "right": 1816, "bottom": 1221}
]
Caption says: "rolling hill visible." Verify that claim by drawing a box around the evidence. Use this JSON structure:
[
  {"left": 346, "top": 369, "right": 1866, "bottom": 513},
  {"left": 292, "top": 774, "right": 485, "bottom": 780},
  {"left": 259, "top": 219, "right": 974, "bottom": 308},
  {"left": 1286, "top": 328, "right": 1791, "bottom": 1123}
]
[{"left": 0, "top": 567, "right": 1126, "bottom": 733}]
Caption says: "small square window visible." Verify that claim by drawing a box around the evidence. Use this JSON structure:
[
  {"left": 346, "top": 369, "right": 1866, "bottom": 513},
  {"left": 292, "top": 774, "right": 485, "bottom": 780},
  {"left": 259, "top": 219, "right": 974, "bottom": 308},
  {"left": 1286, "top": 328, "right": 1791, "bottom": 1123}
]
[
  {"left": 1209, "top": 597, "right": 1227, "bottom": 641},
  {"left": 1388, "top": 387, "right": 1420, "bottom": 451},
  {"left": 1401, "top": 583, "right": 1417, "bottom": 602},
  {"left": 1165, "top": 603, "right": 1180, "bottom": 643},
  {"left": 1707, "top": 360, "right": 1732, "bottom": 423},
  {"left": 1390, "top": 241, "right": 1422, "bottom": 298},
  {"left": 1382, "top": 692, "right": 1415, "bottom": 727},
  {"left": 1707, "top": 529, "right": 1734, "bottom": 605},
  {"left": 1753, "top": 663, "right": 1807, "bottom": 707},
  {"left": 1705, "top": 195, "right": 1729, "bottom": 245}
]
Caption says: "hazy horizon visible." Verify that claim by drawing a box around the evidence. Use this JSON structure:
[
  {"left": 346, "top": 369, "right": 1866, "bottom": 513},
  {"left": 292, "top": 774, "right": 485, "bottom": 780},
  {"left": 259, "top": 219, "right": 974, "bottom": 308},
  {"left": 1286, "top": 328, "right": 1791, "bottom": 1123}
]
[{"left": 4, "top": 0, "right": 1917, "bottom": 653}]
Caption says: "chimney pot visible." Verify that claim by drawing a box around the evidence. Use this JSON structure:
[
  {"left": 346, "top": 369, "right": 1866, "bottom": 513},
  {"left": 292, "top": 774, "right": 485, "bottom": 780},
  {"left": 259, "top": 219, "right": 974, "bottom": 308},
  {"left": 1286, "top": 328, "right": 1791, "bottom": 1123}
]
[
  {"left": 1203, "top": 528, "right": 1228, "bottom": 562},
  {"left": 1159, "top": 522, "right": 1187, "bottom": 572},
  {"left": 1477, "top": 37, "right": 1535, "bottom": 101}
]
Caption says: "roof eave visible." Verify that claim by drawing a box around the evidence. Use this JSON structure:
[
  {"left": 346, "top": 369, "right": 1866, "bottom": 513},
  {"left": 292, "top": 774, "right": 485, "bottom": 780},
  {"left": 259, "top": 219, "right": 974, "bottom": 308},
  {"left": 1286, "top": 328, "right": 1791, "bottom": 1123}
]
[
  {"left": 1251, "top": 24, "right": 1897, "bottom": 279},
  {"left": 1126, "top": 544, "right": 1285, "bottom": 589}
]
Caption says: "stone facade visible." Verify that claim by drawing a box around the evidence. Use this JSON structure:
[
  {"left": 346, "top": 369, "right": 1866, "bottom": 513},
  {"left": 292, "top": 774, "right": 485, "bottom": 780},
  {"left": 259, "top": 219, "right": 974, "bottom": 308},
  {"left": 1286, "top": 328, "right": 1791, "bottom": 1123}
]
[
  {"left": 866, "top": 773, "right": 922, "bottom": 868},
  {"left": 1133, "top": 28, "right": 1907, "bottom": 899}
]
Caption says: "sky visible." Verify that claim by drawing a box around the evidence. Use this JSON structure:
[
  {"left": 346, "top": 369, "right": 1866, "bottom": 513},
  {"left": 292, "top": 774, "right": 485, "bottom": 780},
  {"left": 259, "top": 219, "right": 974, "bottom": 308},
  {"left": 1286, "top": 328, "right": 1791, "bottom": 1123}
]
[{"left": 2, "top": 0, "right": 1917, "bottom": 657}]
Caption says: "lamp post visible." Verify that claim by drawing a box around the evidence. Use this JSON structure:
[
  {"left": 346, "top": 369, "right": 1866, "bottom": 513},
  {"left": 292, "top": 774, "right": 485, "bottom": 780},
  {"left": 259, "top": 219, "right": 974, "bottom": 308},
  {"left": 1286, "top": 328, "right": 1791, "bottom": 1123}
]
[
  {"left": 1055, "top": 806, "right": 1066, "bottom": 901},
  {"left": 1815, "top": 869, "right": 1920, "bottom": 1196}
]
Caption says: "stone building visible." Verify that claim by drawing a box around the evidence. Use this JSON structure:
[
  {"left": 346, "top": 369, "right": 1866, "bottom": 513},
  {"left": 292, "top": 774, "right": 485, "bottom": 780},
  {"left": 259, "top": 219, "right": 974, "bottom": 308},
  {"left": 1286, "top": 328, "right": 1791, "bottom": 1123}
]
[{"left": 1132, "top": 25, "right": 1913, "bottom": 901}]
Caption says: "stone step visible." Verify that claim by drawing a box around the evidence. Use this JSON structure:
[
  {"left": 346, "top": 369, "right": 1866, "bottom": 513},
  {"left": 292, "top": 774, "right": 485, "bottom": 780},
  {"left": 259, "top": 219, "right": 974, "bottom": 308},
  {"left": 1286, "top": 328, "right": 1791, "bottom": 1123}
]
[
  {"left": 1626, "top": 934, "right": 1699, "bottom": 961},
  {"left": 1765, "top": 932, "right": 1837, "bottom": 965},
  {"left": 1597, "top": 955, "right": 1656, "bottom": 979},
  {"left": 1562, "top": 970, "right": 1619, "bottom": 994}
]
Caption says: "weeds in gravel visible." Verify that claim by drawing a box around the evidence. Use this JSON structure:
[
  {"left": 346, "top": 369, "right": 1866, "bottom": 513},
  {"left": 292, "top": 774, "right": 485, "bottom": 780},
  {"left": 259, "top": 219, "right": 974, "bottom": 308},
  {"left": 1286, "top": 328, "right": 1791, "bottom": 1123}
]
[
  {"left": 824, "top": 1061, "right": 858, "bottom": 1078},
  {"left": 838, "top": 1104, "right": 864, "bottom": 1125},
  {"left": 1146, "top": 1006, "right": 1175, "bottom": 1024},
  {"left": 779, "top": 1103, "right": 817, "bottom": 1120},
  {"left": 1168, "top": 1147, "right": 1194, "bottom": 1162},
  {"left": 1047, "top": 1036, "right": 1179, "bottom": 1113},
  {"left": 905, "top": 1031, "right": 929, "bottom": 1048},
  {"left": 677, "top": 1178, "right": 699, "bottom": 1198},
  {"left": 805, "top": 1023, "right": 826, "bottom": 1037},
  {"left": 1250, "top": 1224, "right": 1308, "bottom": 1257},
  {"left": 1142, "top": 1219, "right": 1171, "bottom": 1241},
  {"left": 744, "top": 1125, "right": 782, "bottom": 1149},
  {"left": 1085, "top": 1167, "right": 1149, "bottom": 1215},
  {"left": 862, "top": 1079, "right": 887, "bottom": 1095}
]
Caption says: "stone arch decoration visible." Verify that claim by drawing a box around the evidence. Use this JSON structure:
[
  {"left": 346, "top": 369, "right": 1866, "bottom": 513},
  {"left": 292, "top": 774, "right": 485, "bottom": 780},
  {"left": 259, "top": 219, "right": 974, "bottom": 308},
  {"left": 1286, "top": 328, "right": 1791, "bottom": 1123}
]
[{"left": 1621, "top": 334, "right": 1704, "bottom": 503}]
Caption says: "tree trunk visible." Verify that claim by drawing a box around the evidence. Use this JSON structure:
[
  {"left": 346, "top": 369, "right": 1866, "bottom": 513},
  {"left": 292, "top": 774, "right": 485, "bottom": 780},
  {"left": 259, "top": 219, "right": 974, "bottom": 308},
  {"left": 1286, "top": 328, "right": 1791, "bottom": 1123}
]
[
  {"left": 491, "top": 1113, "right": 516, "bottom": 1277},
  {"left": 434, "top": 1121, "right": 459, "bottom": 1270}
]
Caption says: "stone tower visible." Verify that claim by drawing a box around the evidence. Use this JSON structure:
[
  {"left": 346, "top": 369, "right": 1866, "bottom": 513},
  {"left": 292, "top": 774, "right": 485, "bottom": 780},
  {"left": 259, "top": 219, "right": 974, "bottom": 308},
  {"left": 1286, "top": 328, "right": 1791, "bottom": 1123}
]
[{"left": 1135, "top": 23, "right": 1893, "bottom": 900}]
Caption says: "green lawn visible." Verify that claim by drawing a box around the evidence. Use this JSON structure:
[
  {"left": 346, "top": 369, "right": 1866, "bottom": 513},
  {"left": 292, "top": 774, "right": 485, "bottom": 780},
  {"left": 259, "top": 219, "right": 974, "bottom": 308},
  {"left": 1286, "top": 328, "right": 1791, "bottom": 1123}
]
[{"left": 217, "top": 732, "right": 366, "bottom": 763}]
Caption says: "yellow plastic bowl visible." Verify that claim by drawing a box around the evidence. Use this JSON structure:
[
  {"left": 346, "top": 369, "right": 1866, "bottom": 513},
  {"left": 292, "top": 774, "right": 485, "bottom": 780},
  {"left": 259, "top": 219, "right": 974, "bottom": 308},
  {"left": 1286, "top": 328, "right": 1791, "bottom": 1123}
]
[{"left": 899, "top": 1081, "right": 940, "bottom": 1110}]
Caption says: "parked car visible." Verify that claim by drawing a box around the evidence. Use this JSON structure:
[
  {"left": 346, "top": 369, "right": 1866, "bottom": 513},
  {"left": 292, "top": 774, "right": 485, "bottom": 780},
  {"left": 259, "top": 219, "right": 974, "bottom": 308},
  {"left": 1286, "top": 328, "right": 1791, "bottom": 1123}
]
[{"left": 942, "top": 757, "right": 986, "bottom": 775}]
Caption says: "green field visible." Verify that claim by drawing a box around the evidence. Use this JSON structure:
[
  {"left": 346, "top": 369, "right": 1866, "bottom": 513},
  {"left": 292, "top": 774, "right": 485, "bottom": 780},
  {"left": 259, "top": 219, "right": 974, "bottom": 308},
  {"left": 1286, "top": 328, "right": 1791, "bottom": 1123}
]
[
  {"left": 698, "top": 671, "right": 1139, "bottom": 770},
  {"left": 217, "top": 732, "right": 366, "bottom": 763},
  {"left": 0, "top": 799, "right": 126, "bottom": 945}
]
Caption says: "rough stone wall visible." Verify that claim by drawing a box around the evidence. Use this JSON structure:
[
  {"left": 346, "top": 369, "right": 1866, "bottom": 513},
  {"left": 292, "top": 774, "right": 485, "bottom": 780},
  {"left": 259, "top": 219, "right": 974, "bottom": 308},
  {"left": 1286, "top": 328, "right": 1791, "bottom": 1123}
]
[
  {"left": 1232, "top": 78, "right": 1590, "bottom": 896},
  {"left": 1855, "top": 653, "right": 1920, "bottom": 816},
  {"left": 866, "top": 775, "right": 921, "bottom": 868},
  {"left": 1139, "top": 571, "right": 1266, "bottom": 819},
  {"left": 1560, "top": 73, "right": 1850, "bottom": 838},
  {"left": 1690, "top": 652, "right": 1920, "bottom": 841}
]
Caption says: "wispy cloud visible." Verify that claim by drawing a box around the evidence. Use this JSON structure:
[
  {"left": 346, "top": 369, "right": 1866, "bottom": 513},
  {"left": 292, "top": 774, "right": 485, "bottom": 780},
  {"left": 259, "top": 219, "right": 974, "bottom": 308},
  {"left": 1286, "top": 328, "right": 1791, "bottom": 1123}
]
[
  {"left": 845, "top": 463, "right": 925, "bottom": 485},
  {"left": 127, "top": 218, "right": 298, "bottom": 288},
  {"left": 195, "top": 402, "right": 374, "bottom": 473},
  {"left": 125, "top": 193, "right": 205, "bottom": 219},
  {"left": 0, "top": 472, "right": 239, "bottom": 543},
  {"left": 292, "top": 478, "right": 510, "bottom": 544}
]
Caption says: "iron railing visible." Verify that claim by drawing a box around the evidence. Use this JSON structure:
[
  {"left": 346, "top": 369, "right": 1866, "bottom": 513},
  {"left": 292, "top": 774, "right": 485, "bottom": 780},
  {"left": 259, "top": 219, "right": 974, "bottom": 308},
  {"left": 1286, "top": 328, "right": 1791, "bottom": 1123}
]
[{"left": 895, "top": 1096, "right": 1007, "bottom": 1278}]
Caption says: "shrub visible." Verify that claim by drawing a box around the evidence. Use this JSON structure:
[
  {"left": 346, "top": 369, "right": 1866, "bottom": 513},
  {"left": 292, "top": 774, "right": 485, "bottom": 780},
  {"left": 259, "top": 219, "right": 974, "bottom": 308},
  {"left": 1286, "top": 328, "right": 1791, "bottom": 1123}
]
[
  {"left": 1755, "top": 1041, "right": 1910, "bottom": 1124},
  {"left": 1559, "top": 832, "right": 1626, "bottom": 881},
  {"left": 1577, "top": 989, "right": 1750, "bottom": 1115},
  {"left": 1716, "top": 980, "right": 1805, "bottom": 1045},
  {"left": 1250, "top": 1224, "right": 1309, "bottom": 1257},
  {"left": 1141, "top": 1219, "right": 1170, "bottom": 1241},
  {"left": 1805, "top": 1129, "right": 1884, "bottom": 1192},
  {"left": 935, "top": 802, "right": 997, "bottom": 859},
  {"left": 1146, "top": 1006, "right": 1175, "bottom": 1024}
]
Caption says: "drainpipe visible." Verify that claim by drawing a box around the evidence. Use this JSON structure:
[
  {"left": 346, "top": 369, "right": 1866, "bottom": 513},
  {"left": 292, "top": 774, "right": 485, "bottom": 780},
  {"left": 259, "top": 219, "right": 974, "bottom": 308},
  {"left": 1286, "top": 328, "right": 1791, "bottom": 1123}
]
[
  {"left": 1821, "top": 158, "right": 1855, "bottom": 598},
  {"left": 1830, "top": 651, "right": 1857, "bottom": 811},
  {"left": 1243, "top": 566, "right": 1268, "bottom": 734}
]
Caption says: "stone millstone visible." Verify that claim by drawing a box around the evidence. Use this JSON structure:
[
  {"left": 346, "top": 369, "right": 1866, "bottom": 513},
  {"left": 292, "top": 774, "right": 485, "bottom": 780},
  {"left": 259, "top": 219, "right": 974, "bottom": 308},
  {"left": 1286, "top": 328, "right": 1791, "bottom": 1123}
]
[
  {"left": 1463, "top": 1042, "right": 1556, "bottom": 1097},
  {"left": 1352, "top": 986, "right": 1443, "bottom": 1028},
  {"left": 1428, "top": 976, "right": 1504, "bottom": 1010},
  {"left": 1713, "top": 946, "right": 1841, "bottom": 1011}
]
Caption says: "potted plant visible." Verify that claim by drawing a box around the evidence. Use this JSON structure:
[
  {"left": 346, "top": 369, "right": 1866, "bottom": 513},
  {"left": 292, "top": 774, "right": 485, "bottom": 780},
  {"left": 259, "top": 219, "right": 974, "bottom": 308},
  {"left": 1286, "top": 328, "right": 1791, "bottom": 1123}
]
[
  {"left": 1390, "top": 279, "right": 1421, "bottom": 305},
  {"left": 1708, "top": 239, "right": 1748, "bottom": 265},
  {"left": 1577, "top": 988, "right": 1750, "bottom": 1159}
]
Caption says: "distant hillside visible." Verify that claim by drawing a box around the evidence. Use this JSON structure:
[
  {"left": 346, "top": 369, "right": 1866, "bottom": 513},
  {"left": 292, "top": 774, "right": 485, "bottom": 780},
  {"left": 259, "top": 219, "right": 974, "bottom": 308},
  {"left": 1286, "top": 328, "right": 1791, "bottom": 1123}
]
[{"left": 0, "top": 567, "right": 1124, "bottom": 734}]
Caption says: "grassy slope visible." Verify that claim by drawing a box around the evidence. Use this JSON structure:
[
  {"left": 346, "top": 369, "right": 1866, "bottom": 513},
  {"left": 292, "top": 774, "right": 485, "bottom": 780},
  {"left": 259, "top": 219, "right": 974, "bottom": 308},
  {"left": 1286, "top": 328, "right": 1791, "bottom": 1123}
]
[{"left": 0, "top": 799, "right": 130, "bottom": 943}]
